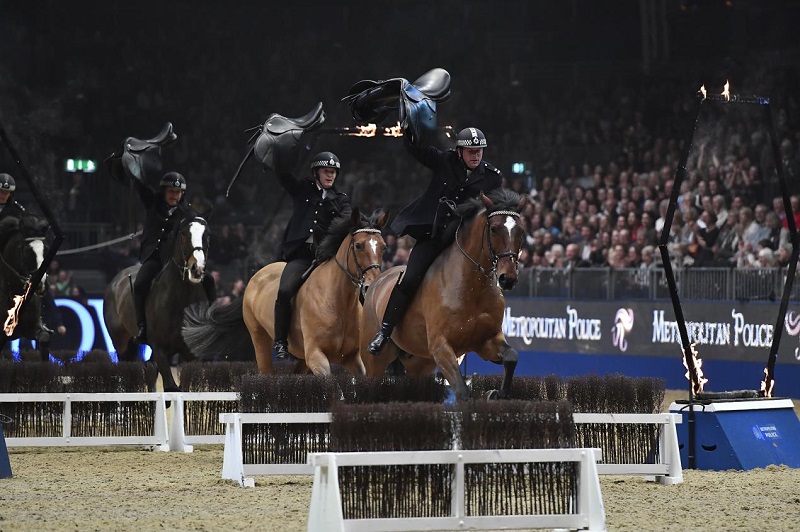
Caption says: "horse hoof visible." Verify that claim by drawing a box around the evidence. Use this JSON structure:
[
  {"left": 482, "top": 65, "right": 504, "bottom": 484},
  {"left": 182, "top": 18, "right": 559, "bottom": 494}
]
[{"left": 484, "top": 389, "right": 499, "bottom": 400}]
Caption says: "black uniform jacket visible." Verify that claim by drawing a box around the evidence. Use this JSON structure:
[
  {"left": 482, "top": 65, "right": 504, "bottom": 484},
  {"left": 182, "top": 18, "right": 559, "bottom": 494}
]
[
  {"left": 134, "top": 181, "right": 198, "bottom": 262},
  {"left": 0, "top": 200, "right": 26, "bottom": 224},
  {"left": 277, "top": 173, "right": 351, "bottom": 260},
  {"left": 391, "top": 142, "right": 503, "bottom": 240}
]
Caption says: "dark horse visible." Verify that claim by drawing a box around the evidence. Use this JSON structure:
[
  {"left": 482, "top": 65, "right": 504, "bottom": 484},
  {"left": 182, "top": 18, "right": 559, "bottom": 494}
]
[
  {"left": 0, "top": 214, "right": 49, "bottom": 352},
  {"left": 104, "top": 216, "right": 210, "bottom": 391},
  {"left": 360, "top": 189, "right": 526, "bottom": 401},
  {"left": 183, "top": 208, "right": 387, "bottom": 376}
]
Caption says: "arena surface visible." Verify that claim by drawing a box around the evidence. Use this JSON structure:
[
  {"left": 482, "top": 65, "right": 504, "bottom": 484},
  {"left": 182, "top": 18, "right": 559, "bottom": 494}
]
[{"left": 3, "top": 392, "right": 799, "bottom": 531}]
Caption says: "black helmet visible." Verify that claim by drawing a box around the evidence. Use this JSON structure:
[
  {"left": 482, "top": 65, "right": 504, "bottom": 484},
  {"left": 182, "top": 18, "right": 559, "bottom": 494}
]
[
  {"left": 310, "top": 152, "right": 341, "bottom": 175},
  {"left": 159, "top": 171, "right": 187, "bottom": 190},
  {"left": 0, "top": 173, "right": 16, "bottom": 192},
  {"left": 455, "top": 127, "right": 488, "bottom": 148}
]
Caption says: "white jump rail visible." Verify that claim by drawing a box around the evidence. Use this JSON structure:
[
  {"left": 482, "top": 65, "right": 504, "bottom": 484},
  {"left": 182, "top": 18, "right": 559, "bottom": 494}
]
[
  {"left": 307, "top": 448, "right": 606, "bottom": 532},
  {"left": 220, "top": 411, "right": 682, "bottom": 487},
  {"left": 573, "top": 412, "right": 683, "bottom": 484},
  {"left": 0, "top": 393, "right": 169, "bottom": 450},
  {"left": 164, "top": 391, "right": 238, "bottom": 452}
]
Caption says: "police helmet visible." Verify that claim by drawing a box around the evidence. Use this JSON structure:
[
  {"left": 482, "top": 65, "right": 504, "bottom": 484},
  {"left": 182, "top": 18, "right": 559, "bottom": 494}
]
[
  {"left": 455, "top": 127, "right": 488, "bottom": 149},
  {"left": 310, "top": 152, "right": 341, "bottom": 175},
  {"left": 159, "top": 171, "right": 187, "bottom": 191},
  {"left": 0, "top": 173, "right": 16, "bottom": 192}
]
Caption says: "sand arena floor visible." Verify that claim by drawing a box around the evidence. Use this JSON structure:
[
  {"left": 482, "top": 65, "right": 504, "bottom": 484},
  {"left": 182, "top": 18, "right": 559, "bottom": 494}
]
[{"left": 2, "top": 392, "right": 799, "bottom": 531}]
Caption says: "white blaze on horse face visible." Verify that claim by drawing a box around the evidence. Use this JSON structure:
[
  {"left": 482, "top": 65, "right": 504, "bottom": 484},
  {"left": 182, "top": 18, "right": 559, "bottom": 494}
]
[
  {"left": 503, "top": 215, "right": 517, "bottom": 238},
  {"left": 189, "top": 222, "right": 206, "bottom": 273},
  {"left": 369, "top": 236, "right": 378, "bottom": 257},
  {"left": 29, "top": 239, "right": 45, "bottom": 270}
]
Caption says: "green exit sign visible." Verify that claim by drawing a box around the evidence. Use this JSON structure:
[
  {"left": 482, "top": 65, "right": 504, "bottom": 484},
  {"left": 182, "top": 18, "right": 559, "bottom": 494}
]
[{"left": 65, "top": 159, "right": 97, "bottom": 173}]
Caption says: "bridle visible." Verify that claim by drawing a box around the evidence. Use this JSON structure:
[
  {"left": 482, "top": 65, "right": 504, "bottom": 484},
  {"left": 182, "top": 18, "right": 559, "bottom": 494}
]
[
  {"left": 334, "top": 227, "right": 383, "bottom": 300},
  {"left": 171, "top": 218, "right": 208, "bottom": 282},
  {"left": 455, "top": 209, "right": 521, "bottom": 281}
]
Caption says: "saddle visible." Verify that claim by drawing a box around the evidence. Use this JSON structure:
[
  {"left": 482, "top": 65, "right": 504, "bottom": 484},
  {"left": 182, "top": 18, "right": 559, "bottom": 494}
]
[
  {"left": 342, "top": 68, "right": 451, "bottom": 146},
  {"left": 227, "top": 102, "right": 326, "bottom": 197},
  {"left": 104, "top": 123, "right": 178, "bottom": 186}
]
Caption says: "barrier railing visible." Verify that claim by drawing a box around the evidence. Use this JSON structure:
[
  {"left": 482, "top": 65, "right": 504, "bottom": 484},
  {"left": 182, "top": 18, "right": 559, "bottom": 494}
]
[
  {"left": 219, "top": 411, "right": 683, "bottom": 487},
  {"left": 307, "top": 448, "right": 606, "bottom": 532}
]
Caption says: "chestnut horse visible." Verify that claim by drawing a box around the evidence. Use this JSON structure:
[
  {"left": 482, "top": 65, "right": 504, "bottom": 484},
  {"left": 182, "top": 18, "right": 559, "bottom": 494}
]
[
  {"left": 360, "top": 189, "right": 526, "bottom": 401},
  {"left": 183, "top": 209, "right": 387, "bottom": 376},
  {"left": 246, "top": 208, "right": 387, "bottom": 375}
]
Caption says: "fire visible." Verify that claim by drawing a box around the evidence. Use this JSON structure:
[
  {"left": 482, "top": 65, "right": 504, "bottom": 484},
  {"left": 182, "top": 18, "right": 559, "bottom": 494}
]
[
  {"left": 682, "top": 342, "right": 708, "bottom": 395},
  {"left": 347, "top": 123, "right": 377, "bottom": 137},
  {"left": 4, "top": 282, "right": 32, "bottom": 336},
  {"left": 383, "top": 122, "right": 403, "bottom": 137},
  {"left": 760, "top": 367, "right": 774, "bottom": 398},
  {"left": 721, "top": 80, "right": 730, "bottom": 101},
  {"left": 699, "top": 85, "right": 707, "bottom": 100}
]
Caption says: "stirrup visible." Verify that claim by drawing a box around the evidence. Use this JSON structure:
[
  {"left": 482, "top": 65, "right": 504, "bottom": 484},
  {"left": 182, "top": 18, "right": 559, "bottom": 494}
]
[{"left": 273, "top": 339, "right": 291, "bottom": 361}]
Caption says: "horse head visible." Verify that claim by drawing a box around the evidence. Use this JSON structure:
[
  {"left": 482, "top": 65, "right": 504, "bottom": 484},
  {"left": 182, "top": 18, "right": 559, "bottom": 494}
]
[
  {"left": 479, "top": 190, "right": 527, "bottom": 291},
  {"left": 0, "top": 214, "right": 48, "bottom": 283},
  {"left": 318, "top": 207, "right": 388, "bottom": 297},
  {"left": 173, "top": 217, "right": 209, "bottom": 284}
]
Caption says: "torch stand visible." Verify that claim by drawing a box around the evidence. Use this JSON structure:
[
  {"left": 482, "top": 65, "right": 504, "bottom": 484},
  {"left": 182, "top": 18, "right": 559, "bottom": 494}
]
[{"left": 669, "top": 395, "right": 800, "bottom": 470}]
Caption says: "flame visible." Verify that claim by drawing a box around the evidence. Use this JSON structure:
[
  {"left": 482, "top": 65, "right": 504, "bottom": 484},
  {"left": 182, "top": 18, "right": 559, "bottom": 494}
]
[
  {"left": 347, "top": 123, "right": 377, "bottom": 137},
  {"left": 681, "top": 343, "right": 708, "bottom": 395},
  {"left": 721, "top": 80, "right": 730, "bottom": 101},
  {"left": 4, "top": 282, "right": 32, "bottom": 336},
  {"left": 699, "top": 85, "right": 707, "bottom": 100},
  {"left": 383, "top": 121, "right": 403, "bottom": 137},
  {"left": 760, "top": 367, "right": 775, "bottom": 398}
]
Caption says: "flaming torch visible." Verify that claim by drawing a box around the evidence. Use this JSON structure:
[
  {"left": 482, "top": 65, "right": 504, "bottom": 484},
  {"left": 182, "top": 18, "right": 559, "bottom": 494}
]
[
  {"left": 681, "top": 343, "right": 708, "bottom": 396},
  {"left": 384, "top": 122, "right": 403, "bottom": 137},
  {"left": 699, "top": 85, "right": 707, "bottom": 101},
  {"left": 3, "top": 282, "right": 32, "bottom": 336},
  {"left": 721, "top": 80, "right": 730, "bottom": 101}
]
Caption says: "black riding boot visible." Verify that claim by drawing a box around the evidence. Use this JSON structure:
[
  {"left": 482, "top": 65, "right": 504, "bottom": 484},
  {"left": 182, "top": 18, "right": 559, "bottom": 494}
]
[
  {"left": 368, "top": 287, "right": 409, "bottom": 356},
  {"left": 133, "top": 290, "right": 148, "bottom": 344},
  {"left": 273, "top": 299, "right": 292, "bottom": 360}
]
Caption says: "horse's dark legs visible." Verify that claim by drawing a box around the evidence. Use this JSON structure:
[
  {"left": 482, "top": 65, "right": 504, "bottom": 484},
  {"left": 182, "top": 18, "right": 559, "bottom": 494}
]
[
  {"left": 153, "top": 347, "right": 181, "bottom": 392},
  {"left": 497, "top": 344, "right": 518, "bottom": 399}
]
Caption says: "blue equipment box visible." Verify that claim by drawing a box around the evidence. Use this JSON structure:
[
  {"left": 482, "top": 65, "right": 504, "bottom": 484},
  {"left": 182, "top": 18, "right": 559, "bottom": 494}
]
[{"left": 669, "top": 398, "right": 800, "bottom": 470}]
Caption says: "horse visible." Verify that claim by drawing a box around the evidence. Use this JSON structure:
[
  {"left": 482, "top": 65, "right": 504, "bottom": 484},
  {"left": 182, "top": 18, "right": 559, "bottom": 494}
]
[
  {"left": 182, "top": 208, "right": 387, "bottom": 377},
  {"left": 0, "top": 214, "right": 49, "bottom": 352},
  {"left": 360, "top": 189, "right": 527, "bottom": 401},
  {"left": 103, "top": 216, "right": 210, "bottom": 392}
]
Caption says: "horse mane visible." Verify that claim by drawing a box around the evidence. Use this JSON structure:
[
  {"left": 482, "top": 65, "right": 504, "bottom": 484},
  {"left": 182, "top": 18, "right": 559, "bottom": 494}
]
[
  {"left": 0, "top": 216, "right": 20, "bottom": 236},
  {"left": 455, "top": 188, "right": 523, "bottom": 219},
  {"left": 316, "top": 208, "right": 386, "bottom": 262}
]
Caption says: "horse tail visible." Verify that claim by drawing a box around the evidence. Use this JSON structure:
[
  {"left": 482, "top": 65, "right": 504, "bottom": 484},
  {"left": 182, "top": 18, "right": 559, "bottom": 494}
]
[{"left": 182, "top": 297, "right": 255, "bottom": 361}]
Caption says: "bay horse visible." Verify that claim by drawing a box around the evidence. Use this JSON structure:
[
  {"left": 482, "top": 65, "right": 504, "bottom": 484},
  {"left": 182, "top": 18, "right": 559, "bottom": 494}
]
[
  {"left": 182, "top": 208, "right": 387, "bottom": 376},
  {"left": 0, "top": 214, "right": 49, "bottom": 351},
  {"left": 360, "top": 189, "right": 526, "bottom": 401},
  {"left": 103, "top": 216, "right": 210, "bottom": 391}
]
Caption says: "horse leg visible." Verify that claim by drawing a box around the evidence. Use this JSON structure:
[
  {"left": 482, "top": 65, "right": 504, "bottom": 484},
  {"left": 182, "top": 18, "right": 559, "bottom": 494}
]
[
  {"left": 304, "top": 346, "right": 332, "bottom": 376},
  {"left": 400, "top": 353, "right": 437, "bottom": 377},
  {"left": 340, "top": 351, "right": 366, "bottom": 376},
  {"left": 430, "top": 340, "right": 470, "bottom": 401},
  {"left": 250, "top": 325, "right": 274, "bottom": 375},
  {"left": 477, "top": 335, "right": 519, "bottom": 399},
  {"left": 361, "top": 341, "right": 400, "bottom": 377},
  {"left": 153, "top": 347, "right": 181, "bottom": 392}
]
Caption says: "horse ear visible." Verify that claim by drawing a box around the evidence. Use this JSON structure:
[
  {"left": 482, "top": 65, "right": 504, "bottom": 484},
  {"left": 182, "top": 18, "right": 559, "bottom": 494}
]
[
  {"left": 515, "top": 194, "right": 528, "bottom": 213},
  {"left": 480, "top": 192, "right": 493, "bottom": 208},
  {"left": 375, "top": 208, "right": 389, "bottom": 229},
  {"left": 350, "top": 207, "right": 361, "bottom": 226}
]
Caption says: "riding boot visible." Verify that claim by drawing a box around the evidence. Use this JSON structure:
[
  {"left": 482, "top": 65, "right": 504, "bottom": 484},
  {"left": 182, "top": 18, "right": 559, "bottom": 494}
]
[
  {"left": 273, "top": 299, "right": 292, "bottom": 360},
  {"left": 368, "top": 287, "right": 409, "bottom": 356},
  {"left": 133, "top": 290, "right": 148, "bottom": 344}
]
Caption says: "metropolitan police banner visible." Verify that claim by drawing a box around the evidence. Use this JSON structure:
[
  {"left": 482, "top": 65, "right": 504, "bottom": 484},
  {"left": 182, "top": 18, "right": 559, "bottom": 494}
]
[{"left": 502, "top": 297, "right": 800, "bottom": 366}]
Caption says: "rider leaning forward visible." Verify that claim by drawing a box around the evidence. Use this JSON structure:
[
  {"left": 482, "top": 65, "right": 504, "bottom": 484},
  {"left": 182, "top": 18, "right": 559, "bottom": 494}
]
[
  {"left": 133, "top": 172, "right": 216, "bottom": 344},
  {"left": 272, "top": 152, "right": 352, "bottom": 360},
  {"left": 368, "top": 127, "right": 504, "bottom": 355}
]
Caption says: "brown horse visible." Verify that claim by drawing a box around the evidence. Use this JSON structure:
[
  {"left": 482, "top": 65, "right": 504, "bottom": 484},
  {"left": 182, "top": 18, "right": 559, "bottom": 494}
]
[
  {"left": 184, "top": 209, "right": 388, "bottom": 374},
  {"left": 360, "top": 189, "right": 526, "bottom": 401},
  {"left": 104, "top": 216, "right": 210, "bottom": 391}
]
